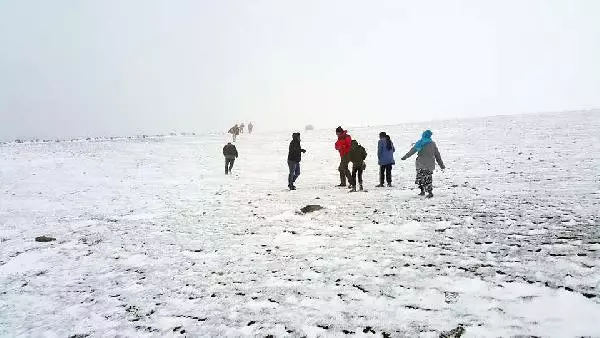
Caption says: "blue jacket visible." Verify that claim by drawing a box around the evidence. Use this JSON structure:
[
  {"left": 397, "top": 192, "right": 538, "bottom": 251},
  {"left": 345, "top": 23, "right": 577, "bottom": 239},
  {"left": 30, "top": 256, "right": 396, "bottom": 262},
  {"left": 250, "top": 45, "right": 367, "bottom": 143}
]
[{"left": 378, "top": 139, "right": 395, "bottom": 165}]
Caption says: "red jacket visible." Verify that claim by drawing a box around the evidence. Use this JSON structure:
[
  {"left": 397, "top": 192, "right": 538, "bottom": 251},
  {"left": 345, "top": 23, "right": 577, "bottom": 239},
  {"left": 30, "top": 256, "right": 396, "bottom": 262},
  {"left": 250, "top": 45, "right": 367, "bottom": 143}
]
[{"left": 335, "top": 131, "right": 352, "bottom": 157}]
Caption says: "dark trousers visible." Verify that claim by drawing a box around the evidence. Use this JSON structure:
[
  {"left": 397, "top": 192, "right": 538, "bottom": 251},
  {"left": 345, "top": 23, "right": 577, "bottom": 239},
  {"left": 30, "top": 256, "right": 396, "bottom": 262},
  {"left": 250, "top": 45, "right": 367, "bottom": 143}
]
[
  {"left": 379, "top": 164, "right": 392, "bottom": 185},
  {"left": 288, "top": 160, "right": 300, "bottom": 186},
  {"left": 225, "top": 158, "right": 235, "bottom": 174},
  {"left": 338, "top": 155, "right": 352, "bottom": 185},
  {"left": 350, "top": 163, "right": 364, "bottom": 187}
]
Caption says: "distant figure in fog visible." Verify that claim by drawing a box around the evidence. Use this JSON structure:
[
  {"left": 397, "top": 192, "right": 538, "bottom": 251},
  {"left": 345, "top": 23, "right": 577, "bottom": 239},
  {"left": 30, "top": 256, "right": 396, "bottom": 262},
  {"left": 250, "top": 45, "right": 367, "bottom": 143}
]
[
  {"left": 348, "top": 140, "right": 367, "bottom": 191},
  {"left": 287, "top": 132, "right": 306, "bottom": 190},
  {"left": 240, "top": 123, "right": 245, "bottom": 134},
  {"left": 377, "top": 132, "right": 395, "bottom": 187},
  {"left": 223, "top": 142, "right": 239, "bottom": 175},
  {"left": 401, "top": 130, "right": 445, "bottom": 198},
  {"left": 228, "top": 124, "right": 240, "bottom": 142},
  {"left": 335, "top": 126, "right": 352, "bottom": 187},
  {"left": 248, "top": 122, "right": 254, "bottom": 134}
]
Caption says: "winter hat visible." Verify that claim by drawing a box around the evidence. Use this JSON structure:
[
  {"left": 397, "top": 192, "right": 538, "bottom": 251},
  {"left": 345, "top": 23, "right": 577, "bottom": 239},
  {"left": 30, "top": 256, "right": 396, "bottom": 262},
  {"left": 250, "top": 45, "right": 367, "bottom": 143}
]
[
  {"left": 336, "top": 126, "right": 344, "bottom": 133},
  {"left": 292, "top": 132, "right": 300, "bottom": 140},
  {"left": 414, "top": 130, "right": 433, "bottom": 151}
]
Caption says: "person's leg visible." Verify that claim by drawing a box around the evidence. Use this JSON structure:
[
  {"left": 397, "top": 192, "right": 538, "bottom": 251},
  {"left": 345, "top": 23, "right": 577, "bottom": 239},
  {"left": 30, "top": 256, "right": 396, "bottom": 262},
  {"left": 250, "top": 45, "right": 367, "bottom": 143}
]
[
  {"left": 424, "top": 170, "right": 434, "bottom": 197},
  {"left": 358, "top": 167, "right": 363, "bottom": 190},
  {"left": 338, "top": 158, "right": 347, "bottom": 186},
  {"left": 229, "top": 159, "right": 235, "bottom": 172},
  {"left": 293, "top": 162, "right": 301, "bottom": 183},
  {"left": 416, "top": 169, "right": 425, "bottom": 195},
  {"left": 288, "top": 161, "right": 295, "bottom": 187},
  {"left": 225, "top": 159, "right": 229, "bottom": 174},
  {"left": 386, "top": 165, "right": 392, "bottom": 186},
  {"left": 343, "top": 156, "right": 352, "bottom": 184},
  {"left": 379, "top": 166, "right": 385, "bottom": 186},
  {"left": 349, "top": 165, "right": 357, "bottom": 188}
]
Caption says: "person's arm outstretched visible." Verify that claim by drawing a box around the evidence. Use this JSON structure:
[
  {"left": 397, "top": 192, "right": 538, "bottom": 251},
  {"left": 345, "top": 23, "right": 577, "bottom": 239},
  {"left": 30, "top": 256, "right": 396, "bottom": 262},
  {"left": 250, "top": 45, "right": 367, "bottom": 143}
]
[
  {"left": 401, "top": 147, "right": 417, "bottom": 160},
  {"left": 433, "top": 143, "right": 445, "bottom": 169}
]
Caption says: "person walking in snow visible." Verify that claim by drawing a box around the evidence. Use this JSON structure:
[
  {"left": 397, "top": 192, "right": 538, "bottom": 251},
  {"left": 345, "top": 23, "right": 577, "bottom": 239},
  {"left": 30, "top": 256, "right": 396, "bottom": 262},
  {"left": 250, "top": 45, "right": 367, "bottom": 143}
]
[
  {"left": 401, "top": 130, "right": 445, "bottom": 198},
  {"left": 348, "top": 140, "right": 367, "bottom": 191},
  {"left": 335, "top": 126, "right": 352, "bottom": 187},
  {"left": 248, "top": 122, "right": 254, "bottom": 134},
  {"left": 223, "top": 142, "right": 238, "bottom": 175},
  {"left": 287, "top": 132, "right": 306, "bottom": 190},
  {"left": 228, "top": 124, "right": 240, "bottom": 142},
  {"left": 377, "top": 132, "right": 395, "bottom": 187},
  {"left": 240, "top": 123, "right": 245, "bottom": 134}
]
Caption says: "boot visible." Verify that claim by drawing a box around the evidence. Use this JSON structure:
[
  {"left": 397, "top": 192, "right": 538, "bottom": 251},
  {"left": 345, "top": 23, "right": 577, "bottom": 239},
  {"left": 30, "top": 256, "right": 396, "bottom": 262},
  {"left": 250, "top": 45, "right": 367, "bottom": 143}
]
[
  {"left": 387, "top": 183, "right": 393, "bottom": 187},
  {"left": 349, "top": 186, "right": 357, "bottom": 192},
  {"left": 426, "top": 190, "right": 434, "bottom": 198},
  {"left": 289, "top": 185, "right": 296, "bottom": 190},
  {"left": 359, "top": 184, "right": 364, "bottom": 191},
  {"left": 418, "top": 188, "right": 425, "bottom": 196}
]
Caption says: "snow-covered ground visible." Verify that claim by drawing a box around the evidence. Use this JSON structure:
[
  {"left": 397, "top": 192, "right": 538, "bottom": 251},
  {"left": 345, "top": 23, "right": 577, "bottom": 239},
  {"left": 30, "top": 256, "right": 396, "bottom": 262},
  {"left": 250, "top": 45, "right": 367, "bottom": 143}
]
[{"left": 1, "top": 111, "right": 599, "bottom": 337}]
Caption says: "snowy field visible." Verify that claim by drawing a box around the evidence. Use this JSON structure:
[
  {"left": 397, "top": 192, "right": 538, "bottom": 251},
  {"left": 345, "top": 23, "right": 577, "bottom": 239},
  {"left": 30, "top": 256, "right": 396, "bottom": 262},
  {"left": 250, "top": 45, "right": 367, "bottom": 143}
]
[{"left": 1, "top": 111, "right": 599, "bottom": 337}]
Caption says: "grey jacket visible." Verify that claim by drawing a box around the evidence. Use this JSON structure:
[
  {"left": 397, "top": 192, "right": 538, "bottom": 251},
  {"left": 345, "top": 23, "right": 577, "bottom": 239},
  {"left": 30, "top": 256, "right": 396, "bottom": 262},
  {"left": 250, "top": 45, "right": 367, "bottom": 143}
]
[{"left": 401, "top": 141, "right": 445, "bottom": 171}]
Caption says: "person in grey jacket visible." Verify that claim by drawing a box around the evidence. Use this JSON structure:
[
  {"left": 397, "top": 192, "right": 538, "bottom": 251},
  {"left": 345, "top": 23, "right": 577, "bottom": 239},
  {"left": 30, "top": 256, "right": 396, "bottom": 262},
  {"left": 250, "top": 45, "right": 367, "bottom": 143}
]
[{"left": 401, "top": 130, "right": 445, "bottom": 198}]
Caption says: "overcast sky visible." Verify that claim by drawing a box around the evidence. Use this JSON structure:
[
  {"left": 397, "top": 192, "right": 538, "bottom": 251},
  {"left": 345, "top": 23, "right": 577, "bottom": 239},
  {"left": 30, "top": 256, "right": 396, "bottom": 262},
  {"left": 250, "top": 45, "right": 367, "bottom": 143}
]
[{"left": 1, "top": 0, "right": 599, "bottom": 139}]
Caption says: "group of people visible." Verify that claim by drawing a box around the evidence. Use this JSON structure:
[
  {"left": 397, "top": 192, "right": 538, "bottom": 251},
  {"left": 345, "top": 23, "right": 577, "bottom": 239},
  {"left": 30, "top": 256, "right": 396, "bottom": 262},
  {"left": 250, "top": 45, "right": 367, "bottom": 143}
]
[
  {"left": 223, "top": 125, "right": 446, "bottom": 197},
  {"left": 228, "top": 122, "right": 254, "bottom": 142}
]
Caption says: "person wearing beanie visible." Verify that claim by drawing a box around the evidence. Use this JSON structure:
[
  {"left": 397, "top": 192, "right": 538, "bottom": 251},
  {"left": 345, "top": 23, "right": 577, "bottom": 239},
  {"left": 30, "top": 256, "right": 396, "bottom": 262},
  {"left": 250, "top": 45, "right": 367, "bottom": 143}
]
[
  {"left": 334, "top": 126, "right": 353, "bottom": 187},
  {"left": 287, "top": 132, "right": 306, "bottom": 190},
  {"left": 401, "top": 130, "right": 445, "bottom": 198}
]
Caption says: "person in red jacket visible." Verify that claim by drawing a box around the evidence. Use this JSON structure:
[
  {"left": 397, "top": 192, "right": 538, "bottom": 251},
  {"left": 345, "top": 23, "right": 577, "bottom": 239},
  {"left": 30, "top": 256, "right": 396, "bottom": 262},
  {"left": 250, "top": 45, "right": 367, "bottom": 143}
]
[{"left": 335, "top": 126, "right": 353, "bottom": 187}]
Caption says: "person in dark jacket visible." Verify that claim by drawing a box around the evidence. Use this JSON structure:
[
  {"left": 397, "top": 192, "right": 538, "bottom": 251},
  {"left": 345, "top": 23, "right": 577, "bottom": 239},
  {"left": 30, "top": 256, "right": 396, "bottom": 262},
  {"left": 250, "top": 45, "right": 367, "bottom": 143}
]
[
  {"left": 223, "top": 142, "right": 238, "bottom": 174},
  {"left": 335, "top": 126, "right": 352, "bottom": 187},
  {"left": 401, "top": 130, "right": 445, "bottom": 198},
  {"left": 348, "top": 140, "right": 367, "bottom": 191},
  {"left": 377, "top": 132, "right": 395, "bottom": 187},
  {"left": 287, "top": 132, "right": 306, "bottom": 190}
]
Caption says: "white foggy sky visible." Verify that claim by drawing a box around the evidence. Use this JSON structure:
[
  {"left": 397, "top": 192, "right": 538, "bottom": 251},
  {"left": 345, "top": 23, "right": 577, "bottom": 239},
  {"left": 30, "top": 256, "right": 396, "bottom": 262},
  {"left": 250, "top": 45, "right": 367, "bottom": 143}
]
[{"left": 1, "top": 0, "right": 599, "bottom": 139}]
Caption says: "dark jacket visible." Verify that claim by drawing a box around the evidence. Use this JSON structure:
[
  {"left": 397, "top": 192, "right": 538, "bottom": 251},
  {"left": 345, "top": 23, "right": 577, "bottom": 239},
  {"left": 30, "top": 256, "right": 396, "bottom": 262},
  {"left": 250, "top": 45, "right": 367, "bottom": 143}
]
[
  {"left": 348, "top": 140, "right": 367, "bottom": 164},
  {"left": 288, "top": 133, "right": 305, "bottom": 162},
  {"left": 223, "top": 143, "right": 238, "bottom": 159}
]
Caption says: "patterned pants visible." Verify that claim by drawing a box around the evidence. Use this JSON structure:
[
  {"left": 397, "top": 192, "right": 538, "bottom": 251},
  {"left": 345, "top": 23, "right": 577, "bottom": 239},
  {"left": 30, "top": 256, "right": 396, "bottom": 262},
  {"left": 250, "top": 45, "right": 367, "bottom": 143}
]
[{"left": 415, "top": 169, "right": 433, "bottom": 193}]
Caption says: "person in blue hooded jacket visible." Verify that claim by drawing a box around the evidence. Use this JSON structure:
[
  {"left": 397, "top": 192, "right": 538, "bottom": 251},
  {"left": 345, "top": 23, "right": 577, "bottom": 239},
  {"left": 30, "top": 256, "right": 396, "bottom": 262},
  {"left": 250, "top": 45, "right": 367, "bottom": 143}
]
[
  {"left": 376, "top": 132, "right": 395, "bottom": 187},
  {"left": 401, "top": 130, "right": 445, "bottom": 198}
]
